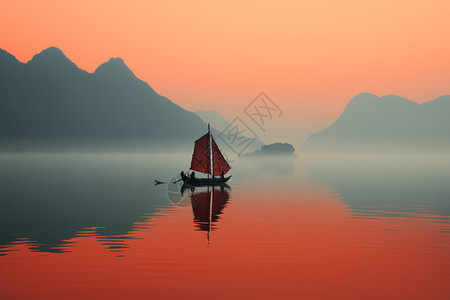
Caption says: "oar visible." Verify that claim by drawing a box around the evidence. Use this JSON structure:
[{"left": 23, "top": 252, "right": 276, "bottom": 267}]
[
  {"left": 155, "top": 171, "right": 188, "bottom": 185},
  {"left": 154, "top": 178, "right": 183, "bottom": 185}
]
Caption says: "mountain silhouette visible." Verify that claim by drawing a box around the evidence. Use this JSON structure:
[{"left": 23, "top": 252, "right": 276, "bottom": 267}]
[
  {"left": 0, "top": 47, "right": 208, "bottom": 147},
  {"left": 301, "top": 93, "right": 450, "bottom": 152}
]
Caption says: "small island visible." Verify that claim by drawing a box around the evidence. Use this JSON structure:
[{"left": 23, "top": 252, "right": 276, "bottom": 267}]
[{"left": 244, "top": 143, "right": 295, "bottom": 156}]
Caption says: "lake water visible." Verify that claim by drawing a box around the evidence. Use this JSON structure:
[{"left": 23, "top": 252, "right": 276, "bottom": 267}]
[{"left": 1, "top": 152, "right": 449, "bottom": 300}]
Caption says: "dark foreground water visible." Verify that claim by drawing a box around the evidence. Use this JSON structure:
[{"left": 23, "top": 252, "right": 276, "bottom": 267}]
[{"left": 0, "top": 153, "right": 449, "bottom": 300}]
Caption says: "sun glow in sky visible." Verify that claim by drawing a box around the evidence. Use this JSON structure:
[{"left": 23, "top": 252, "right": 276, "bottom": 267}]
[{"left": 2, "top": 0, "right": 449, "bottom": 145}]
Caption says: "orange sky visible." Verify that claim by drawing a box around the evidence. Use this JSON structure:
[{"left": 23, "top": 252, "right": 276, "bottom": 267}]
[{"left": 1, "top": 0, "right": 450, "bottom": 145}]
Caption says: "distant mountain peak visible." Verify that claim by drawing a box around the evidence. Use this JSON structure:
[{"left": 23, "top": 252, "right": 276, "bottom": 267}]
[
  {"left": 27, "top": 47, "right": 78, "bottom": 70},
  {"left": 379, "top": 94, "right": 418, "bottom": 105},
  {"left": 40, "top": 46, "right": 64, "bottom": 55},
  {"left": 354, "top": 92, "right": 377, "bottom": 98},
  {"left": 347, "top": 92, "right": 417, "bottom": 109},
  {"left": 0, "top": 47, "right": 210, "bottom": 143},
  {"left": 0, "top": 48, "right": 20, "bottom": 65},
  {"left": 29, "top": 47, "right": 67, "bottom": 60},
  {"left": 107, "top": 57, "right": 125, "bottom": 64},
  {"left": 423, "top": 95, "right": 450, "bottom": 106},
  {"left": 301, "top": 93, "right": 450, "bottom": 153},
  {"left": 94, "top": 57, "right": 136, "bottom": 79}
]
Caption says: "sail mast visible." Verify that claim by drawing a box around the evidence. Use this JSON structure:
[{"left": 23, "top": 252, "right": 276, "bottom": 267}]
[{"left": 208, "top": 123, "right": 213, "bottom": 178}]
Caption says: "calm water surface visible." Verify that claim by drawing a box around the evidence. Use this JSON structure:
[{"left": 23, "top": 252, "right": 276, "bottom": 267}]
[{"left": 0, "top": 153, "right": 449, "bottom": 300}]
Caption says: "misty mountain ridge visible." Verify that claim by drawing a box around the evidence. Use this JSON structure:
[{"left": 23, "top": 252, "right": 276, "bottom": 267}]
[
  {"left": 0, "top": 47, "right": 226, "bottom": 151},
  {"left": 301, "top": 92, "right": 450, "bottom": 152}
]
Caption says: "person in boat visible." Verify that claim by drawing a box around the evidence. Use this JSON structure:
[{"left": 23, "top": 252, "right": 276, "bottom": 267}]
[
  {"left": 213, "top": 171, "right": 225, "bottom": 180},
  {"left": 181, "top": 171, "right": 194, "bottom": 180}
]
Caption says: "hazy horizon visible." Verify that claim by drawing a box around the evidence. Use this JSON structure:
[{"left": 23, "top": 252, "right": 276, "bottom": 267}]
[{"left": 2, "top": 46, "right": 449, "bottom": 150}]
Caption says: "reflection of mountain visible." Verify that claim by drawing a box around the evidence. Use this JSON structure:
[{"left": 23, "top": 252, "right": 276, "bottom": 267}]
[
  {"left": 184, "top": 186, "right": 231, "bottom": 232},
  {"left": 304, "top": 155, "right": 450, "bottom": 220},
  {"left": 0, "top": 154, "right": 170, "bottom": 254},
  {"left": 301, "top": 93, "right": 450, "bottom": 152}
]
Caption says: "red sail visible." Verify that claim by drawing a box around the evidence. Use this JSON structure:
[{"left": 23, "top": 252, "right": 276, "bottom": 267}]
[
  {"left": 211, "top": 137, "right": 231, "bottom": 176},
  {"left": 190, "top": 133, "right": 211, "bottom": 174}
]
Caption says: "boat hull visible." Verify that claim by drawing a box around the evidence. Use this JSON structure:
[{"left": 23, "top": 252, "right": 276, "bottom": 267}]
[{"left": 180, "top": 172, "right": 231, "bottom": 187}]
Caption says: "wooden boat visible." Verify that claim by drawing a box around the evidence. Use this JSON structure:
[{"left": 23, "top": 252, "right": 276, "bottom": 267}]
[
  {"left": 181, "top": 124, "right": 231, "bottom": 187},
  {"left": 180, "top": 171, "right": 231, "bottom": 187}
]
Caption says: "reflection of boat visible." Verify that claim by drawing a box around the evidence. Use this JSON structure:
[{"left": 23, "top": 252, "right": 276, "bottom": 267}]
[
  {"left": 182, "top": 185, "right": 231, "bottom": 234},
  {"left": 181, "top": 124, "right": 231, "bottom": 187}
]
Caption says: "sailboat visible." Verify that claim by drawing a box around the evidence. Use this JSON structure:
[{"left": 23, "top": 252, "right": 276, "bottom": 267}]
[{"left": 180, "top": 124, "right": 232, "bottom": 187}]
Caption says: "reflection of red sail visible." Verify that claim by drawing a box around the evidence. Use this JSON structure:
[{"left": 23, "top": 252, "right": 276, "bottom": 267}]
[
  {"left": 191, "top": 188, "right": 230, "bottom": 232},
  {"left": 190, "top": 133, "right": 210, "bottom": 174},
  {"left": 211, "top": 137, "right": 231, "bottom": 176}
]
